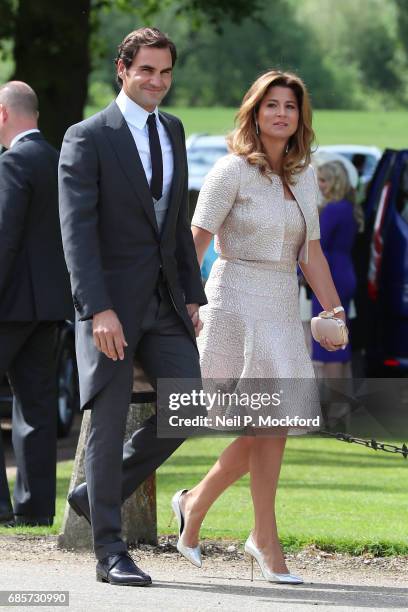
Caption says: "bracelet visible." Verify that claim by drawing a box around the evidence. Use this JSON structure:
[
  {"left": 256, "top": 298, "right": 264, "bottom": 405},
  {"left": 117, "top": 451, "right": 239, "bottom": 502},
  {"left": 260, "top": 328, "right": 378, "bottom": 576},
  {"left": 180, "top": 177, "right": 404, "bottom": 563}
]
[{"left": 319, "top": 305, "right": 345, "bottom": 319}]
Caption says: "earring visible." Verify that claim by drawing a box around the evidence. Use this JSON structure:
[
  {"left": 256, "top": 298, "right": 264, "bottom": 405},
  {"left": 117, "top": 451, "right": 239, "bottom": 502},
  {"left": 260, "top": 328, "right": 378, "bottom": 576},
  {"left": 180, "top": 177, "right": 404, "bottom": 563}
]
[{"left": 255, "top": 118, "right": 259, "bottom": 136}]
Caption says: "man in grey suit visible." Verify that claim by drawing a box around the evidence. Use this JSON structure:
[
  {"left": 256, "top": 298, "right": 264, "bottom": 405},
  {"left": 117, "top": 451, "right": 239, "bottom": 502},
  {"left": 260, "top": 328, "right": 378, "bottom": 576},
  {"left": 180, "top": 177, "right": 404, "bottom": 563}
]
[
  {"left": 0, "top": 81, "right": 73, "bottom": 526},
  {"left": 58, "top": 28, "right": 206, "bottom": 586}
]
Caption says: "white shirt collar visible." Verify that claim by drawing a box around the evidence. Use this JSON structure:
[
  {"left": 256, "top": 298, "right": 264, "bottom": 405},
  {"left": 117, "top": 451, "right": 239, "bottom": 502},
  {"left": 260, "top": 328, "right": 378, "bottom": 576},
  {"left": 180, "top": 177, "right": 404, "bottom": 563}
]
[
  {"left": 10, "top": 128, "right": 40, "bottom": 149},
  {"left": 116, "top": 89, "right": 159, "bottom": 129}
]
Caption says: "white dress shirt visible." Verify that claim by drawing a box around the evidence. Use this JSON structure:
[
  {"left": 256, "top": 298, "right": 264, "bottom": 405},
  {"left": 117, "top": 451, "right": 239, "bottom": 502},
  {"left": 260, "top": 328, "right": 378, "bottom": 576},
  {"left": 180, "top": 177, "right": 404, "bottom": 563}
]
[
  {"left": 10, "top": 128, "right": 40, "bottom": 149},
  {"left": 115, "top": 89, "right": 174, "bottom": 195}
]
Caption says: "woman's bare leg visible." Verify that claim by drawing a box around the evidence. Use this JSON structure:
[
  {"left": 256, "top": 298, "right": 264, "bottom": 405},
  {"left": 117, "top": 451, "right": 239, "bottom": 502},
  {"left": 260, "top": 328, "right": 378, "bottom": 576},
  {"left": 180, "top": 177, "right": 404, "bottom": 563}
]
[
  {"left": 249, "top": 434, "right": 289, "bottom": 573},
  {"left": 180, "top": 436, "right": 253, "bottom": 546},
  {"left": 180, "top": 433, "right": 291, "bottom": 574}
]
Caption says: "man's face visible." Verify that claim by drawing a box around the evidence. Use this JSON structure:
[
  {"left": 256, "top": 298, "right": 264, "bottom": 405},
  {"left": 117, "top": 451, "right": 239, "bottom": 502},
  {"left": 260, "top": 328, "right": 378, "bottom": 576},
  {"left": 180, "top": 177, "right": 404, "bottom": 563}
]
[{"left": 117, "top": 46, "right": 173, "bottom": 111}]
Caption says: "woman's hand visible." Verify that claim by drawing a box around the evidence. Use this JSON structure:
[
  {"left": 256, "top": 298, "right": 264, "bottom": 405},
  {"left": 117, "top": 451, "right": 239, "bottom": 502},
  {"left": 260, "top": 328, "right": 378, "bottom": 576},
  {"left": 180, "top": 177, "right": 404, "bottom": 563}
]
[
  {"left": 319, "top": 310, "right": 348, "bottom": 352},
  {"left": 319, "top": 336, "right": 344, "bottom": 352},
  {"left": 300, "top": 241, "right": 349, "bottom": 352}
]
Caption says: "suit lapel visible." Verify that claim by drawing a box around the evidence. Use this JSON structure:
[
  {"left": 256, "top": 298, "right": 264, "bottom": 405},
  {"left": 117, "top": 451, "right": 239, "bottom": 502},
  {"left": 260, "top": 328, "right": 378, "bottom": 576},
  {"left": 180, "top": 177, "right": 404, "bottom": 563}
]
[
  {"left": 158, "top": 112, "right": 183, "bottom": 241},
  {"left": 102, "top": 102, "right": 159, "bottom": 235}
]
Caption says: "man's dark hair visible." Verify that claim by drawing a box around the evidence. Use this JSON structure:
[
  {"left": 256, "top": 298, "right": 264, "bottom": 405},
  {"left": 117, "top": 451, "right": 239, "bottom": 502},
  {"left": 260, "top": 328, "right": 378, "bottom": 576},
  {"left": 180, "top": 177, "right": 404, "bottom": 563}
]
[{"left": 115, "top": 27, "right": 177, "bottom": 85}]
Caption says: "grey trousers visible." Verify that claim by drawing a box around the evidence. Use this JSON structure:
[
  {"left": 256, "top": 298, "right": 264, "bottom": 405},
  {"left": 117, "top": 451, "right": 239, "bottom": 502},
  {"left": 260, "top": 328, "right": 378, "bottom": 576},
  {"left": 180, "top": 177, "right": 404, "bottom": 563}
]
[{"left": 84, "top": 284, "right": 201, "bottom": 560}]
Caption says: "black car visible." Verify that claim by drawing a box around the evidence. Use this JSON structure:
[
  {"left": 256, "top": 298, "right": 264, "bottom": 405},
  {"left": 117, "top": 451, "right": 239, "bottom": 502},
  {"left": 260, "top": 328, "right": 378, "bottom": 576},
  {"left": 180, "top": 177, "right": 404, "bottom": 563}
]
[{"left": 0, "top": 321, "right": 79, "bottom": 437}]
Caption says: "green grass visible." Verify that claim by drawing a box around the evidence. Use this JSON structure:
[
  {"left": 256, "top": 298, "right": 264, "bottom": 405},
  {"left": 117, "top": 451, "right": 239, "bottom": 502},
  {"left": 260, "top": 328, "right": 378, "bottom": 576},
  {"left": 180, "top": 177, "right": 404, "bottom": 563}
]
[
  {"left": 85, "top": 102, "right": 407, "bottom": 150},
  {"left": 2, "top": 436, "right": 407, "bottom": 555},
  {"left": 157, "top": 436, "right": 408, "bottom": 556},
  {"left": 0, "top": 465, "right": 72, "bottom": 537},
  {"left": 164, "top": 107, "right": 408, "bottom": 150}
]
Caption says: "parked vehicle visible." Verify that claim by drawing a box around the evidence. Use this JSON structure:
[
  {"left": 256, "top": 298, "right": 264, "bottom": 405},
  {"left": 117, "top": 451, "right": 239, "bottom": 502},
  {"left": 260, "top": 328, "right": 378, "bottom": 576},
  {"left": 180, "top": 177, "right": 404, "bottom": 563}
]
[
  {"left": 315, "top": 145, "right": 382, "bottom": 186},
  {"left": 186, "top": 134, "right": 228, "bottom": 217},
  {"left": 0, "top": 321, "right": 79, "bottom": 437},
  {"left": 361, "top": 149, "right": 408, "bottom": 376}
]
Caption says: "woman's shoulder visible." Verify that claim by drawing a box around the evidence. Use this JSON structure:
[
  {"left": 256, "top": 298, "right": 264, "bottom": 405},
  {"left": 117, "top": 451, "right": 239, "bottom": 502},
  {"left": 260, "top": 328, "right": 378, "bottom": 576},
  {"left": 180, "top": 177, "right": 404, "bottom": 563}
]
[
  {"left": 323, "top": 198, "right": 354, "bottom": 218},
  {"left": 299, "top": 163, "right": 317, "bottom": 181},
  {"left": 205, "top": 153, "right": 248, "bottom": 184},
  {"left": 212, "top": 152, "right": 246, "bottom": 171}
]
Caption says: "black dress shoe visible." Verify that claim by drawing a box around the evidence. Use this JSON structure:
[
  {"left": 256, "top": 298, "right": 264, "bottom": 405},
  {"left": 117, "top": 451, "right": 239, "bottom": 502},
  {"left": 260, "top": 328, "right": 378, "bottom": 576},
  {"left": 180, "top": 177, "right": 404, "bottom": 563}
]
[
  {"left": 96, "top": 552, "right": 152, "bottom": 587},
  {"left": 14, "top": 515, "right": 53, "bottom": 527},
  {"left": 67, "top": 483, "right": 91, "bottom": 525}
]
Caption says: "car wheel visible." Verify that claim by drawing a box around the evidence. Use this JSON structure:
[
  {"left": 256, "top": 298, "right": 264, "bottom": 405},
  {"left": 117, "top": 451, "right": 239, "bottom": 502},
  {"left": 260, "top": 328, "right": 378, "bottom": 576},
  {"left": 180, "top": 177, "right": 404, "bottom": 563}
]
[{"left": 56, "top": 334, "right": 79, "bottom": 438}]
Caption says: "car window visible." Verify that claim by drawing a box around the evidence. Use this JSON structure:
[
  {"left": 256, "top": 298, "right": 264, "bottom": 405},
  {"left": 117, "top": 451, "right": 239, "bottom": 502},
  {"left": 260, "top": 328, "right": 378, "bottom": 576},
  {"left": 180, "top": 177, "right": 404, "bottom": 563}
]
[
  {"left": 335, "top": 152, "right": 377, "bottom": 178},
  {"left": 187, "top": 146, "right": 228, "bottom": 169},
  {"left": 360, "top": 155, "right": 378, "bottom": 177}
]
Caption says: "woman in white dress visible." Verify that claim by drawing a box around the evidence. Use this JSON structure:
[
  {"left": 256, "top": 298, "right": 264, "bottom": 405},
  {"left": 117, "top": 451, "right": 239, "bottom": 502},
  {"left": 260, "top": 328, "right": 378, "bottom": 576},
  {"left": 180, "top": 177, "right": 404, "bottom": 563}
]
[{"left": 171, "top": 70, "right": 346, "bottom": 583}]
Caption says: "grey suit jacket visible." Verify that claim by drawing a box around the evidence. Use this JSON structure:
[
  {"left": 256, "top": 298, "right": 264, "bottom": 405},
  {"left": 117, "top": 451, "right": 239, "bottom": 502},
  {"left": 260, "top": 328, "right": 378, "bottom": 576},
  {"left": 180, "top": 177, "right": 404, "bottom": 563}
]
[{"left": 58, "top": 101, "right": 206, "bottom": 408}]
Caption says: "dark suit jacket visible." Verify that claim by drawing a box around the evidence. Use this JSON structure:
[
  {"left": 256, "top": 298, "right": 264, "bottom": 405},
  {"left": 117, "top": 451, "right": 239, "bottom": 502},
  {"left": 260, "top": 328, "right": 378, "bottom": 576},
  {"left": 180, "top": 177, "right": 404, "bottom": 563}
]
[
  {"left": 0, "top": 132, "right": 73, "bottom": 321},
  {"left": 58, "top": 101, "right": 206, "bottom": 408}
]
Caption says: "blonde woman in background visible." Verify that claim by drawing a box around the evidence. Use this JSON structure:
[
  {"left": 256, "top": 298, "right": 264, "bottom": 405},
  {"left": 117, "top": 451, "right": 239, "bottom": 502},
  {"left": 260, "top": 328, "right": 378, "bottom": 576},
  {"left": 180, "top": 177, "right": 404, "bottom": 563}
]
[
  {"left": 171, "top": 70, "right": 347, "bottom": 584},
  {"left": 312, "top": 160, "right": 362, "bottom": 378}
]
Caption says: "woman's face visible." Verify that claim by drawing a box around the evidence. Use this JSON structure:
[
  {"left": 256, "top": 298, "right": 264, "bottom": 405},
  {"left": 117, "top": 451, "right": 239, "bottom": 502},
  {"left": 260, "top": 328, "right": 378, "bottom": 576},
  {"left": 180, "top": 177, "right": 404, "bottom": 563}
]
[
  {"left": 257, "top": 86, "right": 299, "bottom": 142},
  {"left": 318, "top": 172, "right": 332, "bottom": 198}
]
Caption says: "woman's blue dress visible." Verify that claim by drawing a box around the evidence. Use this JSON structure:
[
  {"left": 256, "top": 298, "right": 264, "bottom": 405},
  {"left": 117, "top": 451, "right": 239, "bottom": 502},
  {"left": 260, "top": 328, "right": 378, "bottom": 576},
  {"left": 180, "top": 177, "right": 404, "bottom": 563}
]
[{"left": 312, "top": 199, "right": 357, "bottom": 363}]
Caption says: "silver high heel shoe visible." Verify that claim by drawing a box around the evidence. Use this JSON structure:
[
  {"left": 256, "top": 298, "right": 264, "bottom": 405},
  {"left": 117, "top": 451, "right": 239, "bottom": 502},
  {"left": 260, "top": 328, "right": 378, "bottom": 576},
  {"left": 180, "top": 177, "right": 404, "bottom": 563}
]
[
  {"left": 171, "top": 489, "right": 202, "bottom": 568},
  {"left": 244, "top": 534, "right": 303, "bottom": 584}
]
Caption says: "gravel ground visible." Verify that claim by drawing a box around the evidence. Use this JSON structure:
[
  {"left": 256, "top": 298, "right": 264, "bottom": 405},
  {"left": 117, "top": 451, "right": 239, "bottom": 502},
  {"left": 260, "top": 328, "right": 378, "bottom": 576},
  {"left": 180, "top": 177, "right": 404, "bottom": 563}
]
[
  {"left": 0, "top": 535, "right": 407, "bottom": 611},
  {"left": 1, "top": 534, "right": 407, "bottom": 584}
]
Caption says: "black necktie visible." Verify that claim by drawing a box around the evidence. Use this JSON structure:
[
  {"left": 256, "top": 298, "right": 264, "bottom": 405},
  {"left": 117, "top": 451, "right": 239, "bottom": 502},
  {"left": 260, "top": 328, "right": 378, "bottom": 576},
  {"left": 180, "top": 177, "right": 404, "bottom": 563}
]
[{"left": 147, "top": 113, "right": 163, "bottom": 201}]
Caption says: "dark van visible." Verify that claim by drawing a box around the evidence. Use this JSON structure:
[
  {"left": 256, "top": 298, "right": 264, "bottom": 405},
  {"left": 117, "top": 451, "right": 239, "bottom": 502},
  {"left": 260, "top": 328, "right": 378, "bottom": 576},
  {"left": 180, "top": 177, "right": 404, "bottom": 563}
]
[{"left": 356, "top": 149, "right": 408, "bottom": 375}]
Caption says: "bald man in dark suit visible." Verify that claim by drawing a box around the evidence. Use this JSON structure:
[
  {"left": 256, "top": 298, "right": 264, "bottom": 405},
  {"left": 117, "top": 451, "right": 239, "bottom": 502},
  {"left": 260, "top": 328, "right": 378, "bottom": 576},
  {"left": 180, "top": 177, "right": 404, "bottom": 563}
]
[{"left": 0, "top": 81, "right": 73, "bottom": 526}]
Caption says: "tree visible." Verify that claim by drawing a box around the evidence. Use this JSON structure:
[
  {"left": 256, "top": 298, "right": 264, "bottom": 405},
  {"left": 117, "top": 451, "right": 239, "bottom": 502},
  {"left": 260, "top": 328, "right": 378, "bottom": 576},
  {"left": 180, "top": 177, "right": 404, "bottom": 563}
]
[
  {"left": 12, "top": 1, "right": 91, "bottom": 148},
  {"left": 395, "top": 0, "right": 408, "bottom": 60},
  {"left": 154, "top": 2, "right": 360, "bottom": 109},
  {"left": 0, "top": 0, "right": 264, "bottom": 147},
  {"left": 354, "top": 20, "right": 402, "bottom": 92}
]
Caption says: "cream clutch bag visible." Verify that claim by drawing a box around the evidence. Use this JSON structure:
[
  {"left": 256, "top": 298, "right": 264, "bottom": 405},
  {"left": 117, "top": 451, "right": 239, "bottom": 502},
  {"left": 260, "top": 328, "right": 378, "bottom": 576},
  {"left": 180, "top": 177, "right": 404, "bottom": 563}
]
[{"left": 311, "top": 310, "right": 349, "bottom": 346}]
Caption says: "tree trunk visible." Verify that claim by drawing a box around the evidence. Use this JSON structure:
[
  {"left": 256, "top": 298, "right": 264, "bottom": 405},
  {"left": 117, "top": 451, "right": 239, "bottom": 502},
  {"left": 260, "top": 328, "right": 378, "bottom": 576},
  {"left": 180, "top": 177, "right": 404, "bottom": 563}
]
[
  {"left": 58, "top": 363, "right": 157, "bottom": 552},
  {"left": 12, "top": 0, "right": 91, "bottom": 148}
]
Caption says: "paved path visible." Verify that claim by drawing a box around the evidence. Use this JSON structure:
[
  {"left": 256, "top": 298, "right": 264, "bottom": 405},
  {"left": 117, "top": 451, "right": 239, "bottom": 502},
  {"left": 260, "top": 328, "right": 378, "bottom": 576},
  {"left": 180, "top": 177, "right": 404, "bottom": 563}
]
[{"left": 0, "top": 548, "right": 407, "bottom": 612}]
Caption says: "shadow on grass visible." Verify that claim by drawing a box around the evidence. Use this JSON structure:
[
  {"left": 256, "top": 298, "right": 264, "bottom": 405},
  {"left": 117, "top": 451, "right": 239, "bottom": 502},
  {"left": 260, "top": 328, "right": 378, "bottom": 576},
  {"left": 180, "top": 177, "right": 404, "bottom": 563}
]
[
  {"left": 158, "top": 472, "right": 403, "bottom": 494},
  {"left": 165, "top": 452, "right": 402, "bottom": 469}
]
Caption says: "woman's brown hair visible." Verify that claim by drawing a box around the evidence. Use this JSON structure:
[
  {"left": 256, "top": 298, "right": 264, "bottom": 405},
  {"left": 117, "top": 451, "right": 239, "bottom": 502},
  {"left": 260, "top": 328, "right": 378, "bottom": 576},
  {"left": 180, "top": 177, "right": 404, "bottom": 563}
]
[{"left": 227, "top": 70, "right": 315, "bottom": 185}]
